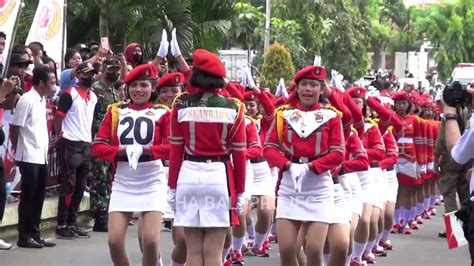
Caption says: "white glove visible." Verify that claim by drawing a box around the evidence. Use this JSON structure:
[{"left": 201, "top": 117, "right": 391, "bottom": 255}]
[
  {"left": 416, "top": 164, "right": 422, "bottom": 178},
  {"left": 313, "top": 55, "right": 322, "bottom": 66},
  {"left": 289, "top": 163, "right": 309, "bottom": 192},
  {"left": 126, "top": 145, "right": 143, "bottom": 170},
  {"left": 170, "top": 28, "right": 182, "bottom": 57},
  {"left": 245, "top": 67, "right": 256, "bottom": 89},
  {"left": 235, "top": 193, "right": 245, "bottom": 214},
  {"left": 157, "top": 29, "right": 169, "bottom": 58},
  {"left": 421, "top": 164, "right": 427, "bottom": 175},
  {"left": 167, "top": 189, "right": 176, "bottom": 212},
  {"left": 240, "top": 68, "right": 249, "bottom": 87}
]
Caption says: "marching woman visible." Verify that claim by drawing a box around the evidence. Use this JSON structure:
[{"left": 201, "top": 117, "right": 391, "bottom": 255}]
[
  {"left": 167, "top": 49, "right": 247, "bottom": 266},
  {"left": 345, "top": 87, "right": 386, "bottom": 265},
  {"left": 391, "top": 91, "right": 422, "bottom": 235},
  {"left": 264, "top": 65, "right": 345, "bottom": 266},
  {"left": 91, "top": 64, "right": 170, "bottom": 266}
]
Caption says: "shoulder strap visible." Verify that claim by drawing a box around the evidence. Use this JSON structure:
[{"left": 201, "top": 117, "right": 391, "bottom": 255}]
[
  {"left": 276, "top": 104, "right": 291, "bottom": 145},
  {"left": 109, "top": 101, "right": 124, "bottom": 145},
  {"left": 322, "top": 105, "right": 343, "bottom": 118}
]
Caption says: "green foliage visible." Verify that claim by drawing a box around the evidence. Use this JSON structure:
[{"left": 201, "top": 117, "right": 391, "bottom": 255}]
[
  {"left": 270, "top": 18, "right": 307, "bottom": 69},
  {"left": 230, "top": 2, "right": 265, "bottom": 50},
  {"left": 261, "top": 43, "right": 295, "bottom": 90}
]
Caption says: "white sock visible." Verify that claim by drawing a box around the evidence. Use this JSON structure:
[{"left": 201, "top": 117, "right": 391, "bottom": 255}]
[
  {"left": 222, "top": 246, "right": 231, "bottom": 262},
  {"left": 416, "top": 203, "right": 423, "bottom": 215},
  {"left": 271, "top": 223, "right": 277, "bottom": 235},
  {"left": 323, "top": 253, "right": 330, "bottom": 265},
  {"left": 157, "top": 257, "right": 163, "bottom": 266},
  {"left": 170, "top": 260, "right": 184, "bottom": 266},
  {"left": 246, "top": 219, "right": 255, "bottom": 240},
  {"left": 254, "top": 232, "right": 267, "bottom": 248},
  {"left": 402, "top": 208, "right": 410, "bottom": 225},
  {"left": 365, "top": 239, "right": 376, "bottom": 253},
  {"left": 353, "top": 241, "right": 366, "bottom": 260},
  {"left": 375, "top": 232, "right": 383, "bottom": 247},
  {"left": 394, "top": 208, "right": 401, "bottom": 224},
  {"left": 409, "top": 206, "right": 416, "bottom": 220},
  {"left": 381, "top": 229, "right": 390, "bottom": 241},
  {"left": 232, "top": 237, "right": 245, "bottom": 253},
  {"left": 423, "top": 198, "right": 430, "bottom": 210},
  {"left": 346, "top": 254, "right": 352, "bottom": 265},
  {"left": 430, "top": 195, "right": 437, "bottom": 207}
]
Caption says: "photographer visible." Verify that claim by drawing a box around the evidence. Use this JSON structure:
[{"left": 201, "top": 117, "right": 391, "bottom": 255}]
[{"left": 443, "top": 81, "right": 474, "bottom": 264}]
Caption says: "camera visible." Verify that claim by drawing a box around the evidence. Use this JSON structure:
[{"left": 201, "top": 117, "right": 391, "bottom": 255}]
[{"left": 443, "top": 81, "right": 472, "bottom": 107}]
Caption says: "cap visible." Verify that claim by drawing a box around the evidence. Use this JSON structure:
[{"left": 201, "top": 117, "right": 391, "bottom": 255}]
[
  {"left": 244, "top": 91, "right": 257, "bottom": 101},
  {"left": 76, "top": 62, "right": 97, "bottom": 74},
  {"left": 193, "top": 49, "right": 226, "bottom": 77},
  {"left": 392, "top": 91, "right": 409, "bottom": 101},
  {"left": 156, "top": 72, "right": 184, "bottom": 90},
  {"left": 103, "top": 59, "right": 121, "bottom": 70},
  {"left": 75, "top": 43, "right": 90, "bottom": 52},
  {"left": 346, "top": 86, "right": 367, "bottom": 99},
  {"left": 123, "top": 63, "right": 158, "bottom": 84},
  {"left": 409, "top": 91, "right": 423, "bottom": 106},
  {"left": 10, "top": 53, "right": 31, "bottom": 65},
  {"left": 294, "top": 66, "right": 327, "bottom": 84}
]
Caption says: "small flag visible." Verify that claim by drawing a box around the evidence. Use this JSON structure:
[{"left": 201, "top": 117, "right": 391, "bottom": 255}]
[{"left": 443, "top": 211, "right": 468, "bottom": 249}]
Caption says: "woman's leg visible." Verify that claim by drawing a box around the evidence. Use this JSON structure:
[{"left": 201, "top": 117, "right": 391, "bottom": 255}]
[
  {"left": 202, "top": 227, "right": 228, "bottom": 266},
  {"left": 304, "top": 222, "right": 330, "bottom": 266},
  {"left": 108, "top": 212, "right": 133, "bottom": 266},
  {"left": 353, "top": 203, "right": 373, "bottom": 260},
  {"left": 140, "top": 211, "right": 163, "bottom": 266},
  {"left": 327, "top": 223, "right": 350, "bottom": 266},
  {"left": 277, "top": 219, "right": 302, "bottom": 266},
  {"left": 184, "top": 227, "right": 205, "bottom": 266},
  {"left": 254, "top": 195, "right": 275, "bottom": 249},
  {"left": 171, "top": 226, "right": 187, "bottom": 265},
  {"left": 137, "top": 215, "right": 143, "bottom": 252}
]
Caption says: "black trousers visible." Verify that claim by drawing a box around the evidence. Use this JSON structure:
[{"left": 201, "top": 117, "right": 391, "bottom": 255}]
[
  {"left": 17, "top": 162, "right": 48, "bottom": 241},
  {"left": 57, "top": 138, "right": 91, "bottom": 227}
]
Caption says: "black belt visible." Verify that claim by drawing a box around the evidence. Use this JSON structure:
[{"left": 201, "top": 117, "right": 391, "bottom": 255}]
[
  {"left": 387, "top": 166, "right": 395, "bottom": 171},
  {"left": 184, "top": 154, "right": 230, "bottom": 163},
  {"left": 291, "top": 156, "right": 318, "bottom": 164},
  {"left": 371, "top": 162, "right": 380, "bottom": 168},
  {"left": 250, "top": 157, "right": 266, "bottom": 163},
  {"left": 338, "top": 167, "right": 346, "bottom": 176},
  {"left": 332, "top": 176, "right": 340, "bottom": 184}
]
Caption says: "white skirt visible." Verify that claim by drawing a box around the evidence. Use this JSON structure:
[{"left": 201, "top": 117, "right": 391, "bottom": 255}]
[
  {"left": 174, "top": 160, "right": 231, "bottom": 227},
  {"left": 339, "top": 172, "right": 363, "bottom": 216},
  {"left": 385, "top": 169, "right": 399, "bottom": 203},
  {"left": 370, "top": 167, "right": 386, "bottom": 210},
  {"left": 251, "top": 161, "right": 274, "bottom": 197},
  {"left": 109, "top": 160, "right": 167, "bottom": 213},
  {"left": 331, "top": 183, "right": 351, "bottom": 225},
  {"left": 162, "top": 166, "right": 174, "bottom": 220},
  {"left": 276, "top": 169, "right": 334, "bottom": 223},
  {"left": 243, "top": 160, "right": 255, "bottom": 201},
  {"left": 357, "top": 170, "right": 375, "bottom": 205}
]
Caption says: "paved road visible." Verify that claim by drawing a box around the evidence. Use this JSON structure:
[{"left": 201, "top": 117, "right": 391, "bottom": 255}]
[{"left": 0, "top": 205, "right": 470, "bottom": 265}]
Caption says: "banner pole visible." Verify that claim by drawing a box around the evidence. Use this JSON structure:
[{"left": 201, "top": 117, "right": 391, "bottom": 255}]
[
  {"left": 2, "top": 0, "right": 24, "bottom": 78},
  {"left": 60, "top": 0, "right": 67, "bottom": 70}
]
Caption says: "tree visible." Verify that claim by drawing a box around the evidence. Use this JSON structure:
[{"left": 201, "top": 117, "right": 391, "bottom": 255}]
[
  {"left": 270, "top": 18, "right": 307, "bottom": 69},
  {"left": 261, "top": 42, "right": 295, "bottom": 90},
  {"left": 230, "top": 2, "right": 265, "bottom": 60}
]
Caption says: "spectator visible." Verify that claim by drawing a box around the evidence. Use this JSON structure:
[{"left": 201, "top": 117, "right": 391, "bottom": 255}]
[
  {"left": 9, "top": 65, "right": 57, "bottom": 249},
  {"left": 59, "top": 48, "right": 82, "bottom": 91},
  {"left": 54, "top": 62, "right": 98, "bottom": 239},
  {"left": 75, "top": 43, "right": 91, "bottom": 61},
  {"left": 124, "top": 43, "right": 143, "bottom": 68},
  {"left": 89, "top": 41, "right": 100, "bottom": 56},
  {"left": 0, "top": 31, "right": 6, "bottom": 74},
  {"left": 28, "top": 42, "right": 45, "bottom": 67}
]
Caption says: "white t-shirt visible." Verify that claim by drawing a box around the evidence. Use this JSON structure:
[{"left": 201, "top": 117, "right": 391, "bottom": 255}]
[
  {"left": 10, "top": 87, "right": 49, "bottom": 164},
  {"left": 451, "top": 113, "right": 474, "bottom": 200}
]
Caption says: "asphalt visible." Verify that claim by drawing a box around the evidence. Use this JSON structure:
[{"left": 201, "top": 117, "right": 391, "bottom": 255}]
[{"left": 0, "top": 205, "right": 470, "bottom": 265}]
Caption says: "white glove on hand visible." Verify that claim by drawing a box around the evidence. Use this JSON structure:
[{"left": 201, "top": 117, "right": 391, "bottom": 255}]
[
  {"left": 167, "top": 189, "right": 177, "bottom": 212},
  {"left": 416, "top": 164, "right": 422, "bottom": 178},
  {"left": 314, "top": 55, "right": 322, "bottom": 66},
  {"left": 170, "top": 28, "right": 182, "bottom": 57},
  {"left": 245, "top": 67, "right": 256, "bottom": 89},
  {"left": 289, "top": 163, "right": 309, "bottom": 192},
  {"left": 157, "top": 29, "right": 169, "bottom": 58},
  {"left": 126, "top": 145, "right": 143, "bottom": 170},
  {"left": 235, "top": 193, "right": 245, "bottom": 214}
]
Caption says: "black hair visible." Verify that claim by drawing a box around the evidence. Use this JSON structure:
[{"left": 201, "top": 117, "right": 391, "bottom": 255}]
[
  {"left": 382, "top": 81, "right": 391, "bottom": 90},
  {"left": 64, "top": 48, "right": 79, "bottom": 68},
  {"left": 0, "top": 32, "right": 6, "bottom": 40},
  {"left": 32, "top": 65, "right": 54, "bottom": 86},
  {"left": 12, "top": 44, "right": 27, "bottom": 55},
  {"left": 28, "top": 42, "right": 43, "bottom": 56},
  {"left": 189, "top": 68, "right": 225, "bottom": 90},
  {"left": 29, "top": 41, "right": 44, "bottom": 51}
]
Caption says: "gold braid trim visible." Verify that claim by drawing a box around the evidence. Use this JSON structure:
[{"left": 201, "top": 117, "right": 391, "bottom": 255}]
[{"left": 322, "top": 106, "right": 343, "bottom": 117}]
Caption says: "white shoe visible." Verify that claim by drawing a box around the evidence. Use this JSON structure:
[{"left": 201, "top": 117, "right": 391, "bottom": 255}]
[{"left": 0, "top": 239, "right": 12, "bottom": 250}]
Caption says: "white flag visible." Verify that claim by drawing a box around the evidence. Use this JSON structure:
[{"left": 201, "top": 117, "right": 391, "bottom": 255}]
[
  {"left": 0, "top": 0, "right": 22, "bottom": 76},
  {"left": 276, "top": 78, "right": 289, "bottom": 98},
  {"left": 25, "top": 0, "right": 65, "bottom": 74}
]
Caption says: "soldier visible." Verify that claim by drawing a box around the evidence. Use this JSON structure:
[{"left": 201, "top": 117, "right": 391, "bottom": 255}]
[{"left": 90, "top": 58, "right": 124, "bottom": 232}]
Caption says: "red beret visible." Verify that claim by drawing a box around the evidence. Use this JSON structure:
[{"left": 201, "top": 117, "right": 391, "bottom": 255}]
[
  {"left": 275, "top": 97, "right": 286, "bottom": 106},
  {"left": 193, "top": 49, "right": 226, "bottom": 77},
  {"left": 294, "top": 66, "right": 327, "bottom": 84},
  {"left": 409, "top": 91, "right": 423, "bottom": 106},
  {"left": 346, "top": 86, "right": 367, "bottom": 99},
  {"left": 244, "top": 91, "right": 257, "bottom": 101},
  {"left": 156, "top": 72, "right": 184, "bottom": 90},
  {"left": 392, "top": 91, "right": 409, "bottom": 101},
  {"left": 124, "top": 64, "right": 158, "bottom": 84}
]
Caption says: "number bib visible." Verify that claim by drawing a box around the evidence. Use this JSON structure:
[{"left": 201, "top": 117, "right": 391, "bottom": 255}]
[{"left": 117, "top": 107, "right": 167, "bottom": 147}]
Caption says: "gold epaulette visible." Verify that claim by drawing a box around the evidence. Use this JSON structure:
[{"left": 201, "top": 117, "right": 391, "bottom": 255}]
[
  {"left": 322, "top": 105, "right": 343, "bottom": 117},
  {"left": 107, "top": 101, "right": 124, "bottom": 112},
  {"left": 245, "top": 115, "right": 257, "bottom": 124},
  {"left": 152, "top": 103, "right": 170, "bottom": 111},
  {"left": 171, "top": 92, "right": 189, "bottom": 107},
  {"left": 387, "top": 125, "right": 393, "bottom": 132},
  {"left": 367, "top": 117, "right": 379, "bottom": 127},
  {"left": 276, "top": 104, "right": 291, "bottom": 112}
]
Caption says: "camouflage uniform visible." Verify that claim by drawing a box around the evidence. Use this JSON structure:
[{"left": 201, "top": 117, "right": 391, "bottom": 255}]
[{"left": 90, "top": 80, "right": 119, "bottom": 216}]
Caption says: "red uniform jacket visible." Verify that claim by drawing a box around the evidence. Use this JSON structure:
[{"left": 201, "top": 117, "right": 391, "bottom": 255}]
[
  {"left": 393, "top": 114, "right": 421, "bottom": 163},
  {"left": 263, "top": 102, "right": 345, "bottom": 175},
  {"left": 379, "top": 130, "right": 398, "bottom": 170},
  {"left": 245, "top": 117, "right": 263, "bottom": 160},
  {"left": 91, "top": 102, "right": 170, "bottom": 163},
  {"left": 328, "top": 88, "right": 352, "bottom": 140},
  {"left": 363, "top": 121, "right": 385, "bottom": 165},
  {"left": 167, "top": 91, "right": 247, "bottom": 194},
  {"left": 367, "top": 96, "right": 392, "bottom": 135},
  {"left": 333, "top": 130, "right": 369, "bottom": 176},
  {"left": 343, "top": 92, "right": 364, "bottom": 138}
]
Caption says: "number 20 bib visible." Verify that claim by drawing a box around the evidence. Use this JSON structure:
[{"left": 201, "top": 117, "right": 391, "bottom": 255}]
[{"left": 117, "top": 107, "right": 167, "bottom": 147}]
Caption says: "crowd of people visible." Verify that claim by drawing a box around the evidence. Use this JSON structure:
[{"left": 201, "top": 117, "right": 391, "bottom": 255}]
[{"left": 0, "top": 27, "right": 471, "bottom": 266}]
